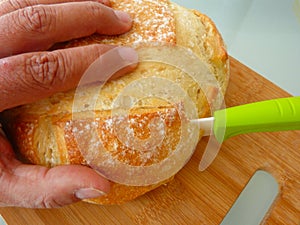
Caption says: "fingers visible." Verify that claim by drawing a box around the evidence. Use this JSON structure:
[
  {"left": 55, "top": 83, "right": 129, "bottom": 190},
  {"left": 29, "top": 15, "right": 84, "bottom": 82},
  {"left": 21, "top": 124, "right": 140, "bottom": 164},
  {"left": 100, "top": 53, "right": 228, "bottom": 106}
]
[
  {"left": 0, "top": 162, "right": 111, "bottom": 208},
  {"left": 0, "top": 0, "right": 111, "bottom": 17},
  {"left": 0, "top": 1, "right": 132, "bottom": 58},
  {"left": 0, "top": 134, "right": 110, "bottom": 208},
  {"left": 19, "top": 164, "right": 111, "bottom": 208},
  {"left": 0, "top": 45, "right": 138, "bottom": 111}
]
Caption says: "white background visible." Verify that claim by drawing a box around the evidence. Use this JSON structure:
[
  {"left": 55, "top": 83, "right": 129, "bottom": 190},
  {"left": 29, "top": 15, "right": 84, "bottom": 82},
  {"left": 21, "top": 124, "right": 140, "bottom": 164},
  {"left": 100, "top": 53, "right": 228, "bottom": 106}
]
[{"left": 173, "top": 0, "right": 300, "bottom": 96}]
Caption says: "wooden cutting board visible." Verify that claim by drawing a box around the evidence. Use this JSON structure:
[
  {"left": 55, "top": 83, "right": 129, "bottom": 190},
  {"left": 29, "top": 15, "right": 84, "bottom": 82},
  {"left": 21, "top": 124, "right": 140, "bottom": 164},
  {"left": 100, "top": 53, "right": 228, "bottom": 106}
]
[{"left": 0, "top": 57, "right": 299, "bottom": 224}]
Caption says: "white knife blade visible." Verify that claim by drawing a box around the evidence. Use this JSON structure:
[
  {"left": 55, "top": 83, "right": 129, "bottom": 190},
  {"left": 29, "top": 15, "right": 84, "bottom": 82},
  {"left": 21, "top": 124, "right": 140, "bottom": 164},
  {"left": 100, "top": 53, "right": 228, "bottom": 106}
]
[{"left": 191, "top": 117, "right": 223, "bottom": 171}]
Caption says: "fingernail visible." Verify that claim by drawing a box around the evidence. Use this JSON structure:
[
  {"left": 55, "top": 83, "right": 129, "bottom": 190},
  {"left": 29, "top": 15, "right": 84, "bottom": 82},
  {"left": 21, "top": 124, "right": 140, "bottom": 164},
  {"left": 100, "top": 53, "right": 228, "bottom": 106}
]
[
  {"left": 75, "top": 188, "right": 106, "bottom": 200},
  {"left": 117, "top": 47, "right": 138, "bottom": 64},
  {"left": 114, "top": 10, "right": 132, "bottom": 23}
]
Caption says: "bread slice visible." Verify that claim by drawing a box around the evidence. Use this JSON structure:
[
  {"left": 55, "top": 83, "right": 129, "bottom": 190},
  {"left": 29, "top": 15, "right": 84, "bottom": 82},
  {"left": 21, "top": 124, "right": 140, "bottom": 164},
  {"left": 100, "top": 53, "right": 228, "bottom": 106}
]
[{"left": 1, "top": 0, "right": 229, "bottom": 204}]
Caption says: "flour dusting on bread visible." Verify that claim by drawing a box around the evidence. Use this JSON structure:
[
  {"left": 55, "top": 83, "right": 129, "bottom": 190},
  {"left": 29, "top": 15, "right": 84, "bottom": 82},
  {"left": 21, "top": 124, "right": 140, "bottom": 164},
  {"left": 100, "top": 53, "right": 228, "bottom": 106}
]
[{"left": 68, "top": 0, "right": 176, "bottom": 47}]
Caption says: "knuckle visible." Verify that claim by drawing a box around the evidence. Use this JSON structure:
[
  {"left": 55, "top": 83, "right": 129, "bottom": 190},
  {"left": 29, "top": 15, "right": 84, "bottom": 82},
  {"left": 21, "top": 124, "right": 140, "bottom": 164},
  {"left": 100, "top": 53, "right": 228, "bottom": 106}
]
[
  {"left": 86, "top": 2, "right": 104, "bottom": 18},
  {"left": 5, "top": 0, "right": 23, "bottom": 11},
  {"left": 24, "top": 53, "right": 66, "bottom": 88},
  {"left": 18, "top": 6, "right": 53, "bottom": 33},
  {"left": 39, "top": 195, "right": 63, "bottom": 208}
]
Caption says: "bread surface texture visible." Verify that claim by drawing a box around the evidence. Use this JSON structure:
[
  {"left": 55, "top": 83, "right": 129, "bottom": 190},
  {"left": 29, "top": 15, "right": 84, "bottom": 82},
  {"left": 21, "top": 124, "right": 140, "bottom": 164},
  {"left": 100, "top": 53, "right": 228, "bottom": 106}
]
[{"left": 1, "top": 0, "right": 229, "bottom": 204}]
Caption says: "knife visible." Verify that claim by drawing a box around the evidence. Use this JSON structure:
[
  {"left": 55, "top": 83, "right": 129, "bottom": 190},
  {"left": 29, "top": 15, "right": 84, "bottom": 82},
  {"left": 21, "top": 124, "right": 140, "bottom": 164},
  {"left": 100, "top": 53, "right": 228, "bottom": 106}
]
[{"left": 193, "top": 96, "right": 300, "bottom": 171}]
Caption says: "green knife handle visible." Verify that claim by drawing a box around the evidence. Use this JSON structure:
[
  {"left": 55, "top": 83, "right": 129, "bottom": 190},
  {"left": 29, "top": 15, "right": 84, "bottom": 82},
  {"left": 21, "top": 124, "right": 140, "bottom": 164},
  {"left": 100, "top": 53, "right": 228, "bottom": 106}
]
[{"left": 214, "top": 97, "right": 300, "bottom": 143}]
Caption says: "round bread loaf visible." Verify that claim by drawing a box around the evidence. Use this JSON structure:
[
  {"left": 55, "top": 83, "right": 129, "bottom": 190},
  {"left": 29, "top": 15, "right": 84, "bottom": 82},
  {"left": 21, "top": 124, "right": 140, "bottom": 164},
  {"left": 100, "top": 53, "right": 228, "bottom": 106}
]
[{"left": 1, "top": 0, "right": 229, "bottom": 204}]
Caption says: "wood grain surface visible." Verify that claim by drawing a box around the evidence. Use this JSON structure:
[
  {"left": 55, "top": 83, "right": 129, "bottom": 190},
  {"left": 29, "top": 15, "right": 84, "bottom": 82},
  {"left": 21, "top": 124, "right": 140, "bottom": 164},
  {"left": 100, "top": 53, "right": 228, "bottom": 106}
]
[{"left": 0, "top": 57, "right": 299, "bottom": 225}]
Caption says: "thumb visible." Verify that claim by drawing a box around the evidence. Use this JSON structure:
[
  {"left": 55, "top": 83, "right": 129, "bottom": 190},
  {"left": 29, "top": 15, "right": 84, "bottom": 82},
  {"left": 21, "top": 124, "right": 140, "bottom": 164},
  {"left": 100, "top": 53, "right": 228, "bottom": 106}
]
[{"left": 1, "top": 163, "right": 110, "bottom": 208}]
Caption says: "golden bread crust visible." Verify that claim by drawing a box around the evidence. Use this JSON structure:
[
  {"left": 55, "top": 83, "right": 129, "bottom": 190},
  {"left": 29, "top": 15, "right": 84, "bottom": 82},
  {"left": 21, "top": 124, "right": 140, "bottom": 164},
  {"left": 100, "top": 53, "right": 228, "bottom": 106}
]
[
  {"left": 1, "top": 0, "right": 229, "bottom": 204},
  {"left": 66, "top": 0, "right": 176, "bottom": 47}
]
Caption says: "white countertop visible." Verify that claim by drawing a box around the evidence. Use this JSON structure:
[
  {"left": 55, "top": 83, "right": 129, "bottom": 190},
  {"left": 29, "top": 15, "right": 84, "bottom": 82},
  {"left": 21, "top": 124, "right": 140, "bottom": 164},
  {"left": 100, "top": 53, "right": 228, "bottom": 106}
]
[{"left": 173, "top": 0, "right": 300, "bottom": 96}]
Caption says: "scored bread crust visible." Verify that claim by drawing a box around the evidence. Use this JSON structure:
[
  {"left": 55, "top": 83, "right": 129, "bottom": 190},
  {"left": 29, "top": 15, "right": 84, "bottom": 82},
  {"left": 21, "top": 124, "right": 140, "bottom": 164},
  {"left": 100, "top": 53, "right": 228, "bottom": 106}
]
[{"left": 1, "top": 0, "right": 229, "bottom": 204}]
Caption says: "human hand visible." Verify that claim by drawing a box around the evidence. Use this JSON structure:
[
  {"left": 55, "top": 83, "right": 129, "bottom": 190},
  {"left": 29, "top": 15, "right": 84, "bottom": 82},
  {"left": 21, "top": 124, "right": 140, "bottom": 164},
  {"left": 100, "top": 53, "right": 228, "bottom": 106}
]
[{"left": 0, "top": 0, "right": 138, "bottom": 208}]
